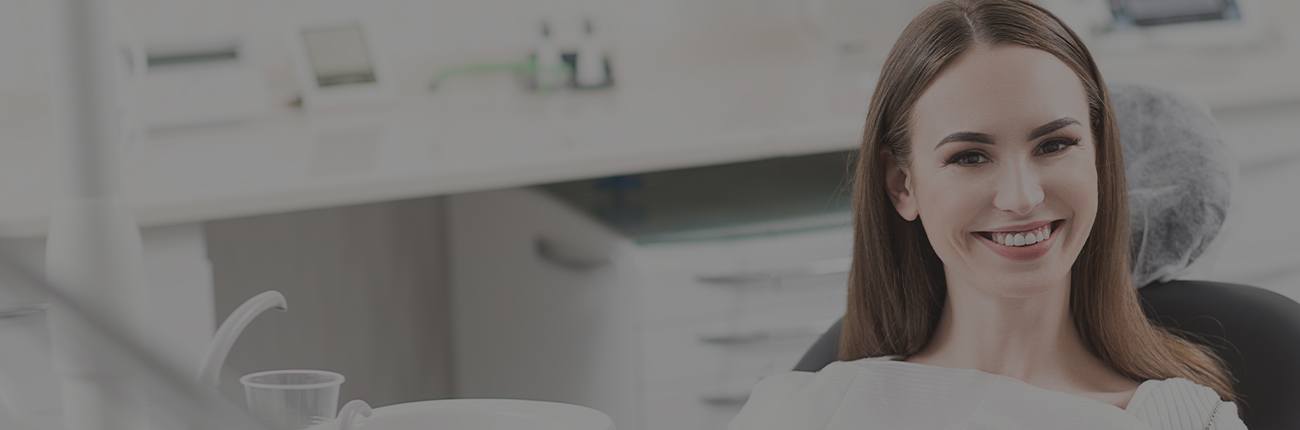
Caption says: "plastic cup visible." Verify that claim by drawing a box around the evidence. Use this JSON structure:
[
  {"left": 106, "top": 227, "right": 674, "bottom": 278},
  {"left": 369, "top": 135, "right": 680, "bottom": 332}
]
[{"left": 241, "top": 370, "right": 345, "bottom": 430}]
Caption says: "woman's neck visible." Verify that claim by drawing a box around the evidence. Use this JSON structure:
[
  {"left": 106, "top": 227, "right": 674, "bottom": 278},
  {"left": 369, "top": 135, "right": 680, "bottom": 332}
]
[{"left": 905, "top": 276, "right": 1113, "bottom": 391}]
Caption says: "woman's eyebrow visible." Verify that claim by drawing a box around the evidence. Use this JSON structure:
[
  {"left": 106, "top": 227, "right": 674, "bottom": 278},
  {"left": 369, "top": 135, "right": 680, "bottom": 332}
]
[
  {"left": 934, "top": 117, "right": 1081, "bottom": 150},
  {"left": 1026, "top": 117, "right": 1081, "bottom": 141},
  {"left": 934, "top": 132, "right": 994, "bottom": 149}
]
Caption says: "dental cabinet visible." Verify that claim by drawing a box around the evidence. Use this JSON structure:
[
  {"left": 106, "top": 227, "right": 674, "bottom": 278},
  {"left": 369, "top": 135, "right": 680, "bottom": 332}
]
[{"left": 449, "top": 151, "right": 856, "bottom": 430}]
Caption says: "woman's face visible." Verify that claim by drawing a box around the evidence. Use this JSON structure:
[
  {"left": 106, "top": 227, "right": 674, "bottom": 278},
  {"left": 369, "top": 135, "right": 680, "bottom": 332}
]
[{"left": 886, "top": 44, "right": 1098, "bottom": 297}]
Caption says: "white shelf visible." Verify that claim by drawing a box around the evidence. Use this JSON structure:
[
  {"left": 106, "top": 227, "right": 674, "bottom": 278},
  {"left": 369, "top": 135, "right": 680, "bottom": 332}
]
[
  {"left": 2, "top": 0, "right": 1297, "bottom": 238},
  {"left": 0, "top": 83, "right": 865, "bottom": 237}
]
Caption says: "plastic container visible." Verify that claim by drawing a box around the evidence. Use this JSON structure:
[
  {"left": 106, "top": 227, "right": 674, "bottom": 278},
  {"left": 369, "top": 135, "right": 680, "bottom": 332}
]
[{"left": 241, "top": 369, "right": 344, "bottom": 430}]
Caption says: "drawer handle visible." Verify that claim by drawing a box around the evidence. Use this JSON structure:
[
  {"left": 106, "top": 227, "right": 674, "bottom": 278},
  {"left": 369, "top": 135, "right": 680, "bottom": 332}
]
[
  {"left": 700, "top": 390, "right": 749, "bottom": 407},
  {"left": 695, "top": 257, "right": 851, "bottom": 285},
  {"left": 0, "top": 303, "right": 47, "bottom": 320},
  {"left": 697, "top": 323, "right": 830, "bottom": 345},
  {"left": 534, "top": 236, "right": 611, "bottom": 271},
  {"left": 698, "top": 330, "right": 769, "bottom": 345}
]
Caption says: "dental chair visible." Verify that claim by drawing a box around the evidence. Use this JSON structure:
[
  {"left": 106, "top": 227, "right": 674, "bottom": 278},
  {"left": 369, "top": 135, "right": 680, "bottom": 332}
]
[{"left": 792, "top": 84, "right": 1300, "bottom": 430}]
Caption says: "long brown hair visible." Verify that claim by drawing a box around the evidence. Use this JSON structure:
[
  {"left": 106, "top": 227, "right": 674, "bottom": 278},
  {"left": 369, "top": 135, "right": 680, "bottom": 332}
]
[{"left": 838, "top": 0, "right": 1238, "bottom": 403}]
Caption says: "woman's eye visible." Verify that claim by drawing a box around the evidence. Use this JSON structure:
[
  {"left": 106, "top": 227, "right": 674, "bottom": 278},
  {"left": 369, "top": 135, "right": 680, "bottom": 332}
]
[
  {"left": 1037, "top": 138, "right": 1080, "bottom": 155},
  {"left": 946, "top": 151, "right": 989, "bottom": 166}
]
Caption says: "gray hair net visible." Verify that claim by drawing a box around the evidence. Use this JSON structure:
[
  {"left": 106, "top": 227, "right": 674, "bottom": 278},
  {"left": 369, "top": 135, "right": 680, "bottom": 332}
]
[{"left": 1110, "top": 83, "right": 1235, "bottom": 288}]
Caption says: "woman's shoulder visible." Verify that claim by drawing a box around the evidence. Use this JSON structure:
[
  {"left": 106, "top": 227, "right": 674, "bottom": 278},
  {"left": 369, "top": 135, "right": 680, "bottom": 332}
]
[
  {"left": 746, "top": 358, "right": 872, "bottom": 393},
  {"left": 738, "top": 355, "right": 912, "bottom": 404},
  {"left": 729, "top": 357, "right": 916, "bottom": 430},
  {"left": 738, "top": 358, "right": 909, "bottom": 405},
  {"left": 728, "top": 364, "right": 868, "bottom": 430},
  {"left": 1133, "top": 377, "right": 1247, "bottom": 429},
  {"left": 1137, "top": 377, "right": 1227, "bottom": 404},
  {"left": 761, "top": 355, "right": 903, "bottom": 381}
]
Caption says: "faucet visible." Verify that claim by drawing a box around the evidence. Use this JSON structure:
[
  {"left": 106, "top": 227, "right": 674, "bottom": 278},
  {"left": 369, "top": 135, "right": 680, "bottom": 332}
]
[{"left": 197, "top": 291, "right": 287, "bottom": 388}]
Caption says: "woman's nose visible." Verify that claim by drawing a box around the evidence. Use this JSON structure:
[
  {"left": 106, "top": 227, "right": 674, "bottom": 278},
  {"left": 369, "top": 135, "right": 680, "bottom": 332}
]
[{"left": 993, "top": 161, "right": 1044, "bottom": 216}]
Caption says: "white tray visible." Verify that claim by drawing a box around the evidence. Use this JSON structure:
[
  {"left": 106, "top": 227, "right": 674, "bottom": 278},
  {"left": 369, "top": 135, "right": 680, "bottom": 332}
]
[{"left": 357, "top": 399, "right": 613, "bottom": 430}]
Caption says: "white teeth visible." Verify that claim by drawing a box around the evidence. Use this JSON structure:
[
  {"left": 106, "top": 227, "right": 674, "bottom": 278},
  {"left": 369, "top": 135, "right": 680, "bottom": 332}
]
[{"left": 989, "top": 224, "right": 1052, "bottom": 247}]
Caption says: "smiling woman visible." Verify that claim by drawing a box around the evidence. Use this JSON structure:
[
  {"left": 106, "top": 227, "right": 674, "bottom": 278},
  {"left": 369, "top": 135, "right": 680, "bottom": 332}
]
[
  {"left": 886, "top": 43, "right": 1100, "bottom": 302},
  {"left": 728, "top": 1, "right": 1248, "bottom": 429}
]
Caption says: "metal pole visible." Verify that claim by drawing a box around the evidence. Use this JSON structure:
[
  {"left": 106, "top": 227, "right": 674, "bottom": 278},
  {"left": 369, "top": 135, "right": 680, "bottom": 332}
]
[{"left": 45, "top": 0, "right": 151, "bottom": 429}]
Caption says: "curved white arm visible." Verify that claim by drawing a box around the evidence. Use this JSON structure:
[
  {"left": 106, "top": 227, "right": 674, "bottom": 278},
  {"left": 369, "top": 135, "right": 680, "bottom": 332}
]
[{"left": 196, "top": 291, "right": 287, "bottom": 388}]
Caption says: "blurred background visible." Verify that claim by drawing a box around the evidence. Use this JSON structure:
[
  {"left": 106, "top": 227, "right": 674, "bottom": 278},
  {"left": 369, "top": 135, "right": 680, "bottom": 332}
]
[{"left": 0, "top": 0, "right": 1296, "bottom": 429}]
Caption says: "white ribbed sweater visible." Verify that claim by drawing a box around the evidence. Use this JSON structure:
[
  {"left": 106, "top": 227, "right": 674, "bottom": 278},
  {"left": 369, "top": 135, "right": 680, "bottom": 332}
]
[{"left": 728, "top": 356, "right": 1247, "bottom": 430}]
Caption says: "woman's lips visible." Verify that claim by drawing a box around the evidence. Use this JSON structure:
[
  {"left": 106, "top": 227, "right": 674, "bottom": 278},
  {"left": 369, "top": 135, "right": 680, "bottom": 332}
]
[{"left": 973, "top": 220, "right": 1064, "bottom": 261}]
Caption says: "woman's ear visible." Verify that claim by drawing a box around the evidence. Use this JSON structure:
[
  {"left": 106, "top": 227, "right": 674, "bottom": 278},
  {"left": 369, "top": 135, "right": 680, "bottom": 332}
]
[{"left": 884, "top": 157, "right": 919, "bottom": 221}]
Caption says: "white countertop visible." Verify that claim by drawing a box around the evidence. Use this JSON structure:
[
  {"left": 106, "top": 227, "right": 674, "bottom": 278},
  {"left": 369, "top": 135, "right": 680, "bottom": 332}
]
[{"left": 0, "top": 63, "right": 868, "bottom": 238}]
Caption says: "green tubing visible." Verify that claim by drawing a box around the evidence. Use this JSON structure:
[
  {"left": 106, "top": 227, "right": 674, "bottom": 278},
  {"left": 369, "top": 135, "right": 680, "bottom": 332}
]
[{"left": 428, "top": 58, "right": 572, "bottom": 91}]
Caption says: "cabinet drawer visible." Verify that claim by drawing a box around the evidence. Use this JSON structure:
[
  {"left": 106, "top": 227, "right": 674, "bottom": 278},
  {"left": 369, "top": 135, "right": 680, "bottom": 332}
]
[
  {"left": 639, "top": 226, "right": 852, "bottom": 271},
  {"left": 637, "top": 227, "right": 852, "bottom": 327},
  {"left": 449, "top": 189, "right": 643, "bottom": 430},
  {"left": 642, "top": 318, "right": 831, "bottom": 385},
  {"left": 639, "top": 271, "right": 847, "bottom": 329}
]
